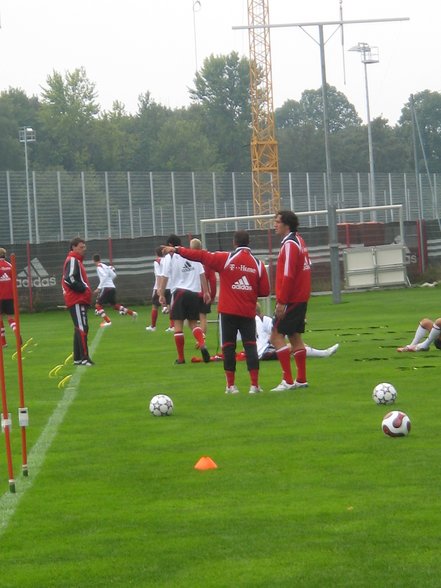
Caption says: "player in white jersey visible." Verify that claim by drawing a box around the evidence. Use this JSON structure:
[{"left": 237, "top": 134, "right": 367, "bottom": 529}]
[
  {"left": 158, "top": 235, "right": 211, "bottom": 364},
  {"left": 93, "top": 254, "right": 138, "bottom": 327},
  {"left": 254, "top": 303, "right": 339, "bottom": 360},
  {"left": 146, "top": 248, "right": 173, "bottom": 332}
]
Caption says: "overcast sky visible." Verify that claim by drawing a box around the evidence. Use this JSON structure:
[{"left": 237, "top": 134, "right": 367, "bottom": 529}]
[{"left": 1, "top": 0, "right": 439, "bottom": 125}]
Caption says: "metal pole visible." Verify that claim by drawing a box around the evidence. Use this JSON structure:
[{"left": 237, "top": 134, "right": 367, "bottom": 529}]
[
  {"left": 319, "top": 24, "right": 341, "bottom": 303},
  {"left": 57, "top": 171, "right": 64, "bottom": 241},
  {"left": 6, "top": 171, "right": 13, "bottom": 244},
  {"left": 105, "top": 171, "right": 111, "bottom": 238},
  {"left": 410, "top": 96, "right": 425, "bottom": 273},
  {"left": 32, "top": 171, "right": 40, "bottom": 244},
  {"left": 364, "top": 59, "right": 376, "bottom": 216},
  {"left": 24, "top": 138, "right": 33, "bottom": 243}
]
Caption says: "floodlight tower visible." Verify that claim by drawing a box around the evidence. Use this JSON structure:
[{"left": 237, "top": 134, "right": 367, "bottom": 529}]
[
  {"left": 18, "top": 127, "right": 36, "bottom": 243},
  {"left": 349, "top": 42, "right": 379, "bottom": 214}
]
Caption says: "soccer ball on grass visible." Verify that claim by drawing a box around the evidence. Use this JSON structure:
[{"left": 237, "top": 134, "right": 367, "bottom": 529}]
[
  {"left": 382, "top": 411, "right": 411, "bottom": 437},
  {"left": 372, "top": 382, "right": 397, "bottom": 405},
  {"left": 149, "top": 394, "right": 174, "bottom": 417}
]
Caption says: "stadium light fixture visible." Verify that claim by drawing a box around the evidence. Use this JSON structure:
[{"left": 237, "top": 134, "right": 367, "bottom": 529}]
[
  {"left": 18, "top": 127, "right": 36, "bottom": 242},
  {"left": 349, "top": 42, "right": 379, "bottom": 218}
]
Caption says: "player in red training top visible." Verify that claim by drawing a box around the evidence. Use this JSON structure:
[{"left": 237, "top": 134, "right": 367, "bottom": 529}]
[
  {"left": 62, "top": 237, "right": 94, "bottom": 366},
  {"left": 0, "top": 247, "right": 18, "bottom": 348},
  {"left": 163, "top": 230, "right": 270, "bottom": 394},
  {"left": 270, "top": 210, "right": 311, "bottom": 392}
]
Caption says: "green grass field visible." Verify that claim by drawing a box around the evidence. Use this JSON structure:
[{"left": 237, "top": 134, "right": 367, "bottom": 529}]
[{"left": 1, "top": 287, "right": 441, "bottom": 587}]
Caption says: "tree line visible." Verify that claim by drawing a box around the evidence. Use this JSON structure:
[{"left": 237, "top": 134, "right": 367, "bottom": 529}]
[{"left": 1, "top": 51, "right": 440, "bottom": 174}]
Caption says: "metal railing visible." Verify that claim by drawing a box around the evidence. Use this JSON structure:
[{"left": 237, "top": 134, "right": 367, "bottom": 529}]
[{"left": 0, "top": 170, "right": 439, "bottom": 244}]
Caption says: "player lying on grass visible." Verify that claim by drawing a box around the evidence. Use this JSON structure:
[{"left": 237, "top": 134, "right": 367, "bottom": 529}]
[
  {"left": 191, "top": 304, "right": 339, "bottom": 362},
  {"left": 254, "top": 303, "right": 339, "bottom": 360},
  {"left": 397, "top": 316, "right": 441, "bottom": 352}
]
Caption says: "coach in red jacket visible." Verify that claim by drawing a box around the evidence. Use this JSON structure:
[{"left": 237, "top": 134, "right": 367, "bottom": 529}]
[
  {"left": 62, "top": 237, "right": 93, "bottom": 366},
  {"left": 164, "top": 230, "right": 270, "bottom": 394}
]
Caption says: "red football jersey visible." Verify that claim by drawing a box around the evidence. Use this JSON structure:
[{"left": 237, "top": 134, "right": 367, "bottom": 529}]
[
  {"left": 0, "top": 258, "right": 13, "bottom": 300},
  {"left": 203, "top": 264, "right": 217, "bottom": 301},
  {"left": 177, "top": 246, "right": 270, "bottom": 318},
  {"left": 275, "top": 232, "right": 311, "bottom": 304}
]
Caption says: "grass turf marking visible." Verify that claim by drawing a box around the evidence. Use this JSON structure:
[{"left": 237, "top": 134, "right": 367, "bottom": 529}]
[{"left": 0, "top": 328, "right": 103, "bottom": 535}]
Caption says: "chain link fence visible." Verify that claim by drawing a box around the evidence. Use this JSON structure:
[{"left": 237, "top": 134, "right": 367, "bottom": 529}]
[{"left": 1, "top": 170, "right": 440, "bottom": 244}]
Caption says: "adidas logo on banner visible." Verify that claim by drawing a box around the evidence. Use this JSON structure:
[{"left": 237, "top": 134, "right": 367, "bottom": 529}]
[
  {"left": 17, "top": 258, "right": 56, "bottom": 288},
  {"left": 232, "top": 276, "right": 252, "bottom": 291}
]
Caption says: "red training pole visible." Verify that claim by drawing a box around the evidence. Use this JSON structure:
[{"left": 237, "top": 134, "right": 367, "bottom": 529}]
[
  {"left": 0, "top": 340, "right": 16, "bottom": 493},
  {"left": 11, "top": 254, "right": 29, "bottom": 476}
]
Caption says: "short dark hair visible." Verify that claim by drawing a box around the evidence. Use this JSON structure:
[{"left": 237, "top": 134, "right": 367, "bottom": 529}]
[
  {"left": 92, "top": 253, "right": 101, "bottom": 262},
  {"left": 167, "top": 234, "right": 182, "bottom": 247},
  {"left": 70, "top": 237, "right": 85, "bottom": 250},
  {"left": 234, "top": 230, "right": 250, "bottom": 247},
  {"left": 155, "top": 246, "right": 163, "bottom": 257},
  {"left": 277, "top": 210, "right": 299, "bottom": 232}
]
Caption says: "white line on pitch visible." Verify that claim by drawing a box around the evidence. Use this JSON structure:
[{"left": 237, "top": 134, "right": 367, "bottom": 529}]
[{"left": 0, "top": 328, "right": 103, "bottom": 535}]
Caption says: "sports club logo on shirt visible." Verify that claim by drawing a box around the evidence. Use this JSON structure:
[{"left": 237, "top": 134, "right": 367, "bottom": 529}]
[
  {"left": 232, "top": 276, "right": 252, "bottom": 291},
  {"left": 17, "top": 258, "right": 56, "bottom": 288},
  {"left": 182, "top": 261, "right": 195, "bottom": 273}
]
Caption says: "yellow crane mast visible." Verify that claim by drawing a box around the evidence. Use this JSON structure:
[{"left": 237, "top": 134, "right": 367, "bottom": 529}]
[{"left": 247, "top": 0, "right": 281, "bottom": 218}]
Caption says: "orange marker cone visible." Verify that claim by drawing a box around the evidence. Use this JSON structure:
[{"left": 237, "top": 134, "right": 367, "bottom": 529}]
[{"left": 194, "top": 456, "right": 218, "bottom": 470}]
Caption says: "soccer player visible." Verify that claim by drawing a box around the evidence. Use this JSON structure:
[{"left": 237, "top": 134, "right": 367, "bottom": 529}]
[
  {"left": 92, "top": 253, "right": 138, "bottom": 327},
  {"left": 397, "top": 317, "right": 441, "bottom": 352},
  {"left": 0, "top": 247, "right": 18, "bottom": 348},
  {"left": 163, "top": 230, "right": 270, "bottom": 394},
  {"left": 158, "top": 235, "right": 211, "bottom": 364},
  {"left": 270, "top": 210, "right": 311, "bottom": 391},
  {"left": 146, "top": 247, "right": 173, "bottom": 332},
  {"left": 254, "top": 303, "right": 339, "bottom": 360},
  {"left": 62, "top": 237, "right": 94, "bottom": 366},
  {"left": 190, "top": 238, "right": 217, "bottom": 336}
]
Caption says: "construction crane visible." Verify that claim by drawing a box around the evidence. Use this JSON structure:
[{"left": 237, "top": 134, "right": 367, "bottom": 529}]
[{"left": 247, "top": 0, "right": 281, "bottom": 219}]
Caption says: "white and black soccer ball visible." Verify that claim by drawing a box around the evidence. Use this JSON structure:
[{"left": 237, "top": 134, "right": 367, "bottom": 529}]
[
  {"left": 382, "top": 410, "right": 411, "bottom": 437},
  {"left": 372, "top": 382, "right": 397, "bottom": 405},
  {"left": 149, "top": 394, "right": 174, "bottom": 417}
]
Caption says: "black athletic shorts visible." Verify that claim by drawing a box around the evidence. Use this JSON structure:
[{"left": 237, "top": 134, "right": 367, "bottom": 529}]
[
  {"left": 97, "top": 288, "right": 117, "bottom": 306},
  {"left": 273, "top": 302, "right": 308, "bottom": 336},
  {"left": 0, "top": 299, "right": 14, "bottom": 315},
  {"left": 153, "top": 289, "right": 171, "bottom": 307},
  {"left": 199, "top": 299, "right": 212, "bottom": 314},
  {"left": 221, "top": 313, "right": 256, "bottom": 347},
  {"left": 171, "top": 289, "right": 200, "bottom": 321}
]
